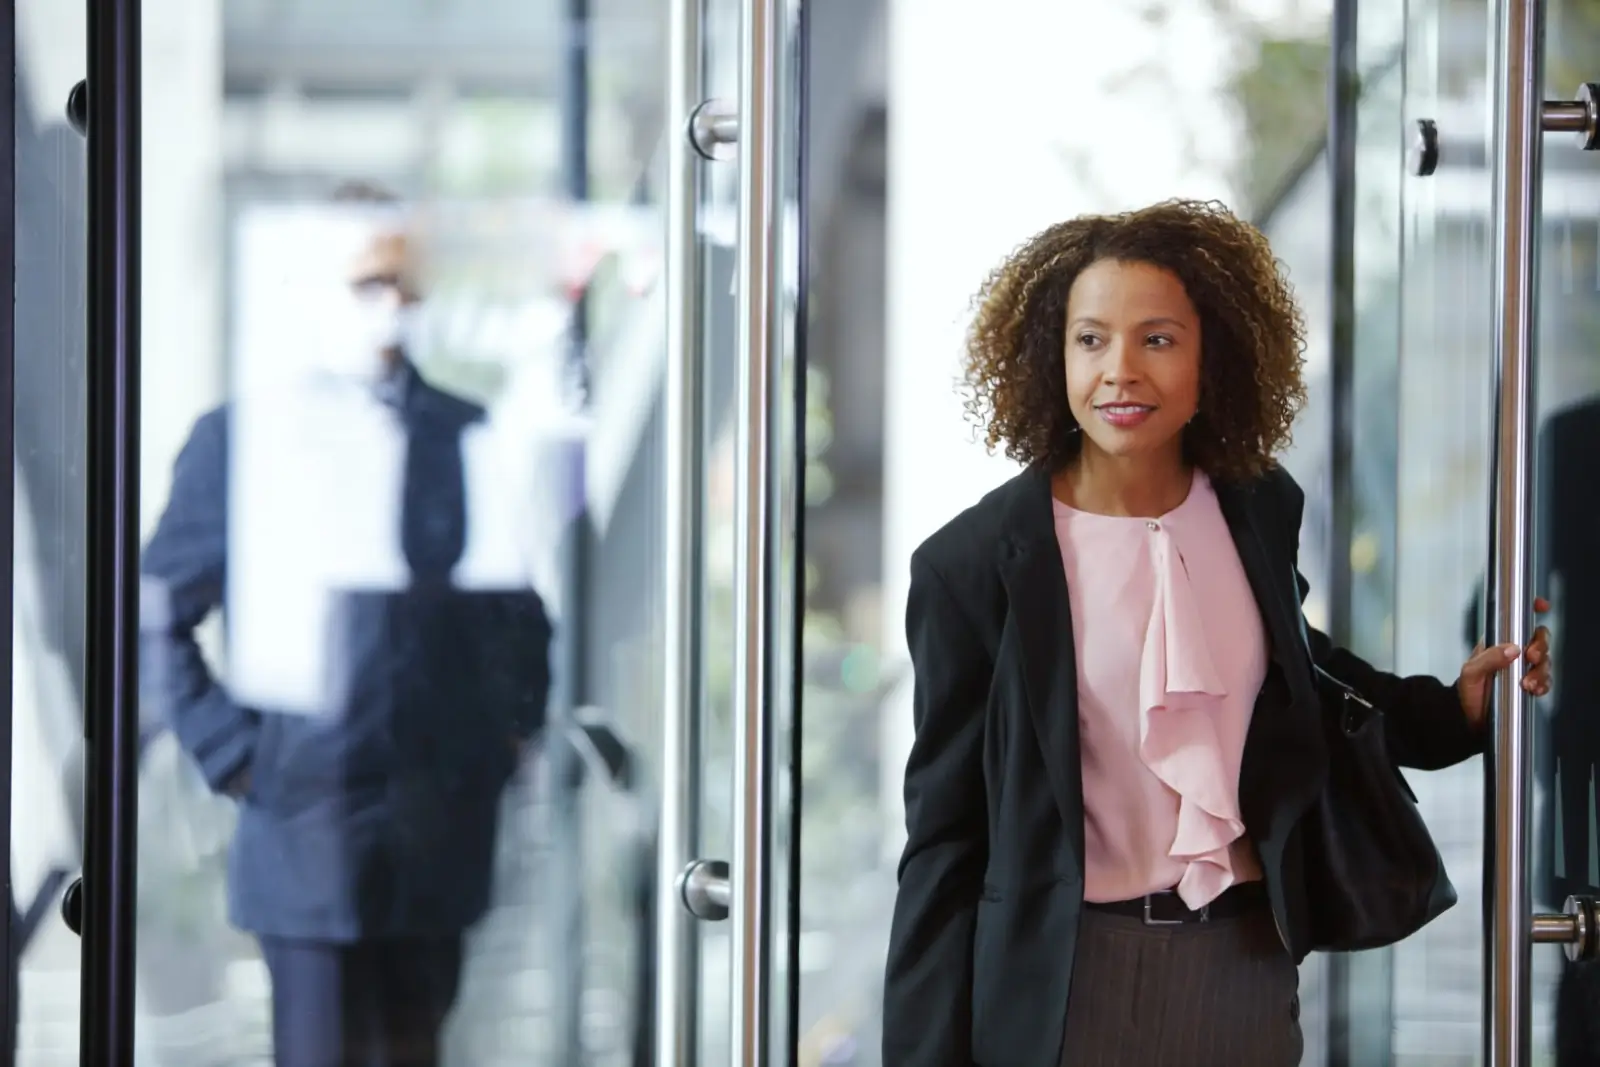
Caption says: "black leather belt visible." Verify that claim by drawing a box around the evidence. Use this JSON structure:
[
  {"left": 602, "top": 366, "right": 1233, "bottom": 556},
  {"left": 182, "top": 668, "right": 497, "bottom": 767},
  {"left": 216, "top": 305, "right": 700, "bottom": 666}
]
[{"left": 1084, "top": 880, "right": 1267, "bottom": 925}]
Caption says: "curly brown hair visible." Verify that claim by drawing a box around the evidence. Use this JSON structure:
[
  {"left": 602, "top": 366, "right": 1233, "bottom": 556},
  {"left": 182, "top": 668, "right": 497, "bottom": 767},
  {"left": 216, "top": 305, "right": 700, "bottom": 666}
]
[{"left": 961, "top": 199, "right": 1307, "bottom": 483}]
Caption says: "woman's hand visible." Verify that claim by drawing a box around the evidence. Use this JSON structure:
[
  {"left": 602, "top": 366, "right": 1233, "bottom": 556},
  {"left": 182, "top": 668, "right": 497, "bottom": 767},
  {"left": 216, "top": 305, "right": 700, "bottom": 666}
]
[{"left": 1456, "top": 597, "right": 1553, "bottom": 728}]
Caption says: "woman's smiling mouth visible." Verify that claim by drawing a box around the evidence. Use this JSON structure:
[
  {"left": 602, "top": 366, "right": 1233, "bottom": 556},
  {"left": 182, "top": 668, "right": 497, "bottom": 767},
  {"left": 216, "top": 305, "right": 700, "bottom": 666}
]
[{"left": 1095, "top": 402, "right": 1157, "bottom": 429}]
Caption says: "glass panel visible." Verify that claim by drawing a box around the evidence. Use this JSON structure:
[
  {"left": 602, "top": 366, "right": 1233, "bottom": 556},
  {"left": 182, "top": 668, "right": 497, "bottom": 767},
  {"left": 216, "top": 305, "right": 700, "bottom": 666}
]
[
  {"left": 129, "top": 3, "right": 670, "bottom": 1064},
  {"left": 1369, "top": 0, "right": 1600, "bottom": 1060},
  {"left": 1377, "top": 0, "right": 1499, "bottom": 1059},
  {"left": 1533, "top": 0, "right": 1600, "bottom": 1059},
  {"left": 694, "top": 3, "right": 739, "bottom": 1061},
  {"left": 691, "top": 2, "right": 804, "bottom": 1061},
  {"left": 12, "top": 2, "right": 89, "bottom": 1064},
  {"left": 803, "top": 4, "right": 1347, "bottom": 1064}
]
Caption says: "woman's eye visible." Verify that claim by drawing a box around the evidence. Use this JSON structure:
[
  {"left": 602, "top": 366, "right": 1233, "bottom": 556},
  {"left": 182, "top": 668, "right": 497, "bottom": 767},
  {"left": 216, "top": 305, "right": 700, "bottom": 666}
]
[
  {"left": 1145, "top": 334, "right": 1174, "bottom": 348},
  {"left": 1076, "top": 333, "right": 1102, "bottom": 348}
]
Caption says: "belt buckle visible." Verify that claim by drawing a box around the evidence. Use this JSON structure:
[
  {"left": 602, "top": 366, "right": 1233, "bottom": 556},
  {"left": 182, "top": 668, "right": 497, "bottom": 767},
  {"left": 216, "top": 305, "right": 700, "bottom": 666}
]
[{"left": 1142, "top": 890, "right": 1210, "bottom": 926}]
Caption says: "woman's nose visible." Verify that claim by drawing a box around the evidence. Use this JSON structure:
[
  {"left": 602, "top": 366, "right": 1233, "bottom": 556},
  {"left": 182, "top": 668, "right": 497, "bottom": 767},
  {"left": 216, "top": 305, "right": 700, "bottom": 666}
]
[{"left": 1102, "top": 339, "right": 1142, "bottom": 382}]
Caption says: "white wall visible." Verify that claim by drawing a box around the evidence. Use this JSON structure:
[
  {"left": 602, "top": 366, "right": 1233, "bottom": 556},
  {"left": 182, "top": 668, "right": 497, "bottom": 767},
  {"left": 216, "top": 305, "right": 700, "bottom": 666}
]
[
  {"left": 17, "top": 0, "right": 224, "bottom": 537},
  {"left": 878, "top": 0, "right": 1284, "bottom": 854},
  {"left": 140, "top": 0, "right": 226, "bottom": 535}
]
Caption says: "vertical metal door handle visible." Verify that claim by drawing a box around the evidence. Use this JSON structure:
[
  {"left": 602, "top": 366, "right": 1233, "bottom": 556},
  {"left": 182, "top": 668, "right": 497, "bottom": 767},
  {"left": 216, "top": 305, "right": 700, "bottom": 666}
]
[
  {"left": 81, "top": 0, "right": 145, "bottom": 1061},
  {"left": 655, "top": 0, "right": 708, "bottom": 1060},
  {"left": 1484, "top": 13, "right": 1598, "bottom": 1067},
  {"left": 729, "top": 0, "right": 783, "bottom": 1063}
]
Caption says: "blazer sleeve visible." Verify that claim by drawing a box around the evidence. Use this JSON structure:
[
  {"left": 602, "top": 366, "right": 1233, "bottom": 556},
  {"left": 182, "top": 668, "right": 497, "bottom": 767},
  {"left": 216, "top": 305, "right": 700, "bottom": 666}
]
[
  {"left": 1276, "top": 472, "right": 1483, "bottom": 771},
  {"left": 882, "top": 550, "right": 991, "bottom": 1067},
  {"left": 140, "top": 408, "right": 261, "bottom": 793}
]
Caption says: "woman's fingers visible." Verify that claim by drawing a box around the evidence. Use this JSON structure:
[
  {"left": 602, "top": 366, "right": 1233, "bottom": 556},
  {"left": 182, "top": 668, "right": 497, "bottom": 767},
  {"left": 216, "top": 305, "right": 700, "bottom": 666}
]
[
  {"left": 1463, "top": 643, "right": 1520, "bottom": 683},
  {"left": 1524, "top": 625, "right": 1551, "bottom": 665}
]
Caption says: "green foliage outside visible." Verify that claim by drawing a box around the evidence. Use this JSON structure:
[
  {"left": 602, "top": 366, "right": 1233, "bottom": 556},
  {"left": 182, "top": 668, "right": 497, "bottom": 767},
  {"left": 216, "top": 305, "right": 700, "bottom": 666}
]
[{"left": 1229, "top": 33, "right": 1331, "bottom": 216}]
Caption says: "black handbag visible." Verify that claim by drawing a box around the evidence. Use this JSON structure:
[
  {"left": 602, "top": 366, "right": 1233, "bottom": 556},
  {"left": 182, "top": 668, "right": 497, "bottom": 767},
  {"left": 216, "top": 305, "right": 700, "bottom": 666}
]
[{"left": 1301, "top": 664, "right": 1459, "bottom": 952}]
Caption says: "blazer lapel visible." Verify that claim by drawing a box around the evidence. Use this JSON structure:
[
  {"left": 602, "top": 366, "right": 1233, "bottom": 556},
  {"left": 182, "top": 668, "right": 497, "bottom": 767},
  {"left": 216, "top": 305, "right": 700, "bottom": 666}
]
[
  {"left": 997, "top": 469, "right": 1087, "bottom": 865},
  {"left": 1213, "top": 476, "right": 1328, "bottom": 835},
  {"left": 1212, "top": 478, "right": 1307, "bottom": 687}
]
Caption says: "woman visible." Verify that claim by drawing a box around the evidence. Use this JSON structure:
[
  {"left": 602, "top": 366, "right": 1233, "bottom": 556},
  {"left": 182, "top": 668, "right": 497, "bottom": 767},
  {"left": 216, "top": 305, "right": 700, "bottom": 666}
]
[{"left": 880, "top": 200, "right": 1552, "bottom": 1067}]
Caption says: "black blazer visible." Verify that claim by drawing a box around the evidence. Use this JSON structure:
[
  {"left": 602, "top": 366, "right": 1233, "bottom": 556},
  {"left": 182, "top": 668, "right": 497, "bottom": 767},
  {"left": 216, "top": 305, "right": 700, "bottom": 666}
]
[{"left": 881, "top": 464, "right": 1482, "bottom": 1067}]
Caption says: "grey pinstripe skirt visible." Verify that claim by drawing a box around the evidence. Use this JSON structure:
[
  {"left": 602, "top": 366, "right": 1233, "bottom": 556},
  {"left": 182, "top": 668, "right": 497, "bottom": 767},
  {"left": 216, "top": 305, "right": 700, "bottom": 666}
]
[{"left": 1058, "top": 905, "right": 1303, "bottom": 1066}]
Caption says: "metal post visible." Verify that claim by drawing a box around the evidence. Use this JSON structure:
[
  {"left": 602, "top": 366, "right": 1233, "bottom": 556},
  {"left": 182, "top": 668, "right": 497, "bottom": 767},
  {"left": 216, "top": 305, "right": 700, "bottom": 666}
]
[
  {"left": 731, "top": 0, "right": 781, "bottom": 1062},
  {"left": 1484, "top": 0, "right": 1544, "bottom": 1064},
  {"left": 0, "top": 2, "right": 18, "bottom": 1059},
  {"left": 654, "top": 0, "right": 706, "bottom": 1058},
  {"left": 551, "top": 3, "right": 592, "bottom": 1062},
  {"left": 81, "top": 0, "right": 142, "bottom": 1059},
  {"left": 784, "top": 3, "right": 810, "bottom": 1059},
  {"left": 1325, "top": 0, "right": 1357, "bottom": 657},
  {"left": 1324, "top": 1, "right": 1395, "bottom": 1061}
]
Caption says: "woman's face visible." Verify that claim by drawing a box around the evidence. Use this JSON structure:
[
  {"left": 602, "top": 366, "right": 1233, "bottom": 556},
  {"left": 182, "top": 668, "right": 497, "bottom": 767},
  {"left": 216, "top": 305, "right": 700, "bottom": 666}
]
[{"left": 1063, "top": 258, "right": 1202, "bottom": 468}]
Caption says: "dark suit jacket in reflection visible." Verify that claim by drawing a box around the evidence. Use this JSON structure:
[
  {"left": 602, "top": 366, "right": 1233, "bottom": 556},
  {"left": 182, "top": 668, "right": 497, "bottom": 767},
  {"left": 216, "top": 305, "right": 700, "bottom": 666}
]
[
  {"left": 139, "top": 371, "right": 553, "bottom": 942},
  {"left": 1535, "top": 400, "right": 1600, "bottom": 904},
  {"left": 882, "top": 464, "right": 1483, "bottom": 1067}
]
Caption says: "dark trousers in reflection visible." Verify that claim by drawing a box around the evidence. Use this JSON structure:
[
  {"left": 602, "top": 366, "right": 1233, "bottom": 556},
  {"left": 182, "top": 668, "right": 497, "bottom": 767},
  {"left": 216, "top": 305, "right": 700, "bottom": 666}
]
[
  {"left": 5, "top": 896, "right": 17, "bottom": 1067},
  {"left": 1538, "top": 402, "right": 1600, "bottom": 1066},
  {"left": 1559, "top": 961, "right": 1600, "bottom": 1067},
  {"left": 259, "top": 935, "right": 464, "bottom": 1067},
  {"left": 1467, "top": 399, "right": 1600, "bottom": 1063}
]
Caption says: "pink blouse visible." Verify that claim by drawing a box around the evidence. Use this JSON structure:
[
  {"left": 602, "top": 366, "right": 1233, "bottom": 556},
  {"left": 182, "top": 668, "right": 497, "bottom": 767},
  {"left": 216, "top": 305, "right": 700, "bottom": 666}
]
[{"left": 1053, "top": 470, "right": 1268, "bottom": 910}]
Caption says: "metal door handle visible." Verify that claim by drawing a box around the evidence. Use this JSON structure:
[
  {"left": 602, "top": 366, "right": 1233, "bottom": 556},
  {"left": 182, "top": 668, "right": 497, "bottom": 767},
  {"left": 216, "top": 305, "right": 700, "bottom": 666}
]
[
  {"left": 1483, "top": 6, "right": 1600, "bottom": 1064},
  {"left": 66, "top": 80, "right": 89, "bottom": 137},
  {"left": 678, "top": 858, "right": 731, "bottom": 921},
  {"left": 1413, "top": 81, "right": 1595, "bottom": 183},
  {"left": 689, "top": 99, "right": 740, "bottom": 161},
  {"left": 1531, "top": 895, "right": 1599, "bottom": 963},
  {"left": 1410, "top": 118, "right": 1440, "bottom": 177},
  {"left": 1541, "top": 83, "right": 1600, "bottom": 149},
  {"left": 60, "top": 876, "right": 84, "bottom": 936}
]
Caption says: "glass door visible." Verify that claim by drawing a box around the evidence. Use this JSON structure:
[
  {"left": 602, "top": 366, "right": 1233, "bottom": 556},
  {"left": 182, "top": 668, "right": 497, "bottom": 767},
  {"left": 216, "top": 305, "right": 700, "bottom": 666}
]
[
  {"left": 656, "top": 0, "right": 800, "bottom": 1062},
  {"left": 28, "top": 0, "right": 1600, "bottom": 1063},
  {"left": 661, "top": 0, "right": 803, "bottom": 1063},
  {"left": 1341, "top": 0, "right": 1600, "bottom": 1061},
  {"left": 8, "top": 0, "right": 809, "bottom": 1062},
  {"left": 4, "top": 0, "right": 800, "bottom": 1063}
]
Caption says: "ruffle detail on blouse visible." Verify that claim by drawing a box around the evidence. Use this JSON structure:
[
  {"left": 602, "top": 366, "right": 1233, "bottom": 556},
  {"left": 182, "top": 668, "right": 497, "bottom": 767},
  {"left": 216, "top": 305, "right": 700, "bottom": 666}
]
[{"left": 1137, "top": 524, "right": 1247, "bottom": 910}]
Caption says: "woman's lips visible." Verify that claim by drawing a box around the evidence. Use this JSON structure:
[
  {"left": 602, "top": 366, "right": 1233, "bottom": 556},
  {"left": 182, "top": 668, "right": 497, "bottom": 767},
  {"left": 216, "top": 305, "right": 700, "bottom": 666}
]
[{"left": 1095, "top": 403, "right": 1156, "bottom": 429}]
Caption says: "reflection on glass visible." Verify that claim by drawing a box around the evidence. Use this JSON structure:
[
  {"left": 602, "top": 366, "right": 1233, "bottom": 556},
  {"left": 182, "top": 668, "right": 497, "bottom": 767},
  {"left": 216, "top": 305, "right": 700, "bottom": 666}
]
[
  {"left": 11, "top": 1, "right": 668, "bottom": 1063},
  {"left": 1532, "top": 3, "right": 1600, "bottom": 1038},
  {"left": 139, "top": 191, "right": 567, "bottom": 1064},
  {"left": 13, "top": 0, "right": 1597, "bottom": 1062},
  {"left": 1380, "top": 0, "right": 1600, "bottom": 1062},
  {"left": 12, "top": 1, "right": 90, "bottom": 1063}
]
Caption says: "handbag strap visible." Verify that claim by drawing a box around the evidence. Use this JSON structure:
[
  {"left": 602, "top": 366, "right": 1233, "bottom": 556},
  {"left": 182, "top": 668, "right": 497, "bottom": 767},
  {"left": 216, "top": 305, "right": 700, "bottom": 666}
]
[{"left": 1313, "top": 663, "right": 1373, "bottom": 710}]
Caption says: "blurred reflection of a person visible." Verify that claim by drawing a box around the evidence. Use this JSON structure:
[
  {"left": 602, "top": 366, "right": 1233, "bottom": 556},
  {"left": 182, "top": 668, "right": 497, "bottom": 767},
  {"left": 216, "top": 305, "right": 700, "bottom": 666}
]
[
  {"left": 139, "top": 186, "right": 552, "bottom": 1067},
  {"left": 1464, "top": 397, "right": 1600, "bottom": 1065},
  {"left": 1522, "top": 400, "right": 1599, "bottom": 1065}
]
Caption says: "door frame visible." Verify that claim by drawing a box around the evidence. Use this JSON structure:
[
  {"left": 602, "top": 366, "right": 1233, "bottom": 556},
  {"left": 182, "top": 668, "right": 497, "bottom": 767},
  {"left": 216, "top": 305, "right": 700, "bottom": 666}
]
[{"left": 1, "top": 0, "right": 20, "bottom": 1051}]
